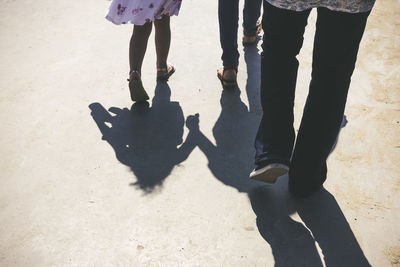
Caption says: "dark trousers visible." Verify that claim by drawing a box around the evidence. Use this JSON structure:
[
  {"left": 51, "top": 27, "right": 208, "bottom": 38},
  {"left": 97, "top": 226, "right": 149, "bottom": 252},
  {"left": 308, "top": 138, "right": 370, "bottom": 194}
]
[
  {"left": 255, "top": 2, "right": 370, "bottom": 196},
  {"left": 218, "top": 0, "right": 262, "bottom": 67}
]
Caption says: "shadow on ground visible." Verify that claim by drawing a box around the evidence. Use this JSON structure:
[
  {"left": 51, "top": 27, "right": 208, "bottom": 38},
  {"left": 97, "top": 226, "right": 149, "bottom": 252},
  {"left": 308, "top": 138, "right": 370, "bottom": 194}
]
[
  {"left": 89, "top": 82, "right": 197, "bottom": 192},
  {"left": 88, "top": 45, "right": 370, "bottom": 266},
  {"left": 187, "top": 44, "right": 370, "bottom": 266}
]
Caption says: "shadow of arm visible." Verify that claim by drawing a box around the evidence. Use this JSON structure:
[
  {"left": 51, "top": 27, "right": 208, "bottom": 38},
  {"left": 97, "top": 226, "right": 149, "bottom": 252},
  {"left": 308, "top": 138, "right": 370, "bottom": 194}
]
[
  {"left": 89, "top": 102, "right": 112, "bottom": 138},
  {"left": 175, "top": 114, "right": 218, "bottom": 164}
]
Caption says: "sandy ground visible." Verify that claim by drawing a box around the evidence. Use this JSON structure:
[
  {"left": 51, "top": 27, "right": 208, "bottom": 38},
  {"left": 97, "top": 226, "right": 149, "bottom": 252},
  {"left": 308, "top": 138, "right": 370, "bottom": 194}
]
[{"left": 0, "top": 0, "right": 399, "bottom": 266}]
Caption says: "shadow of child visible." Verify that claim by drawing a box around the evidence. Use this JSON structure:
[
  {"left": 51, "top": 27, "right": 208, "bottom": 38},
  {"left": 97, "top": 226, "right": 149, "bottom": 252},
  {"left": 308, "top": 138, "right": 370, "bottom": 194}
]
[{"left": 89, "top": 82, "right": 197, "bottom": 192}]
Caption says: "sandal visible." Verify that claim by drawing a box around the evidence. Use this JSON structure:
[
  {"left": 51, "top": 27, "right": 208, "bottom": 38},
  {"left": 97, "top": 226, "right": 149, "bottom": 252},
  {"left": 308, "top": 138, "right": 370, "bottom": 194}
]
[
  {"left": 217, "top": 66, "right": 238, "bottom": 88},
  {"left": 157, "top": 63, "right": 175, "bottom": 81},
  {"left": 127, "top": 70, "right": 149, "bottom": 102},
  {"left": 242, "top": 20, "right": 262, "bottom": 46}
]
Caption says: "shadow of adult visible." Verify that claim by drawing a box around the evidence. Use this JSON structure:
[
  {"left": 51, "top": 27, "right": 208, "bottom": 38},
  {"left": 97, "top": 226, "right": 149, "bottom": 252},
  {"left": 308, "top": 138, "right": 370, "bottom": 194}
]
[
  {"left": 250, "top": 181, "right": 323, "bottom": 266},
  {"left": 188, "top": 88, "right": 324, "bottom": 265},
  {"left": 295, "top": 187, "right": 371, "bottom": 266},
  {"left": 187, "top": 44, "right": 369, "bottom": 265},
  {"left": 243, "top": 43, "right": 263, "bottom": 114},
  {"left": 89, "top": 82, "right": 197, "bottom": 192},
  {"left": 250, "top": 179, "right": 371, "bottom": 266},
  {"left": 188, "top": 88, "right": 259, "bottom": 193}
]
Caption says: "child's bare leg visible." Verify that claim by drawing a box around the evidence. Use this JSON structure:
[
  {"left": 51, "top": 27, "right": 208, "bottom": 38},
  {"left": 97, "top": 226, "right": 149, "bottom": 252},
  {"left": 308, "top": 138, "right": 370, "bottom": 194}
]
[
  {"left": 129, "top": 22, "right": 153, "bottom": 76},
  {"left": 154, "top": 15, "right": 171, "bottom": 70},
  {"left": 128, "top": 22, "right": 152, "bottom": 102}
]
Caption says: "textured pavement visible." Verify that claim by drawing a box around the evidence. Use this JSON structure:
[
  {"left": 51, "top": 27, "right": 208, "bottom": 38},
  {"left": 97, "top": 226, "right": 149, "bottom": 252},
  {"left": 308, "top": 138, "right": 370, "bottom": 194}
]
[{"left": 0, "top": 0, "right": 399, "bottom": 266}]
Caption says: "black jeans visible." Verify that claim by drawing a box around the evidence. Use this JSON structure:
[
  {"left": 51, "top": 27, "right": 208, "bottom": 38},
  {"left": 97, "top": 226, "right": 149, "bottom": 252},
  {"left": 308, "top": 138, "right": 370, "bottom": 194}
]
[{"left": 255, "top": 2, "right": 371, "bottom": 196}]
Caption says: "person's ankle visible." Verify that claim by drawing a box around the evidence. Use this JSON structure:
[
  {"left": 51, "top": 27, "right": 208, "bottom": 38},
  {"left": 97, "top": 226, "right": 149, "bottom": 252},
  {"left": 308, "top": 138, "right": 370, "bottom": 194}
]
[
  {"left": 223, "top": 65, "right": 238, "bottom": 71},
  {"left": 255, "top": 158, "right": 290, "bottom": 170},
  {"left": 156, "top": 62, "right": 167, "bottom": 70},
  {"left": 129, "top": 70, "right": 141, "bottom": 80}
]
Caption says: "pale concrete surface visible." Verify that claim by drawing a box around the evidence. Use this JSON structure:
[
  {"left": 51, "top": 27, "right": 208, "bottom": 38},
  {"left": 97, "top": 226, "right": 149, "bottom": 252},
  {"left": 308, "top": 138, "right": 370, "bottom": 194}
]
[{"left": 0, "top": 0, "right": 399, "bottom": 266}]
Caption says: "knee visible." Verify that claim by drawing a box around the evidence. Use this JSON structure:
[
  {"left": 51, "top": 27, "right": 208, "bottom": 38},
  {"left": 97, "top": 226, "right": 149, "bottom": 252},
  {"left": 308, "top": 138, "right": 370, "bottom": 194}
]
[
  {"left": 134, "top": 22, "right": 152, "bottom": 36},
  {"left": 154, "top": 15, "right": 170, "bottom": 28},
  {"left": 263, "top": 30, "right": 304, "bottom": 58}
]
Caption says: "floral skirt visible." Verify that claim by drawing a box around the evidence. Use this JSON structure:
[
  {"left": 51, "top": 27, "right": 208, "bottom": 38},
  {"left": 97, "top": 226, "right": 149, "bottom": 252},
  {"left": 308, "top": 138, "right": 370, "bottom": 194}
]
[{"left": 106, "top": 0, "right": 182, "bottom": 25}]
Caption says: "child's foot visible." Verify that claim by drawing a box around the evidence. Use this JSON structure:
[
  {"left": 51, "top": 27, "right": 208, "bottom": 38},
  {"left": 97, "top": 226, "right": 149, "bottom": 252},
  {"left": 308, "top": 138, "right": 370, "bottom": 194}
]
[
  {"left": 249, "top": 163, "right": 289, "bottom": 183},
  {"left": 128, "top": 70, "right": 149, "bottom": 102},
  {"left": 217, "top": 66, "right": 238, "bottom": 88},
  {"left": 157, "top": 63, "right": 175, "bottom": 81}
]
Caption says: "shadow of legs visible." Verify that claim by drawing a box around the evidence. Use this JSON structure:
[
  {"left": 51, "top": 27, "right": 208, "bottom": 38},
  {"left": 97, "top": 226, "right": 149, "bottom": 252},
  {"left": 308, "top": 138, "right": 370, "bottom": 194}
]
[
  {"left": 249, "top": 181, "right": 323, "bottom": 267},
  {"left": 294, "top": 188, "right": 371, "bottom": 267}
]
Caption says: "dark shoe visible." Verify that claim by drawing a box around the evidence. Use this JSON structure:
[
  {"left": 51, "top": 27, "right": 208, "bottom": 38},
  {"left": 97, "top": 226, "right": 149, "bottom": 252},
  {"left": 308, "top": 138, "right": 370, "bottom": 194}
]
[
  {"left": 128, "top": 70, "right": 149, "bottom": 102},
  {"left": 249, "top": 163, "right": 289, "bottom": 183}
]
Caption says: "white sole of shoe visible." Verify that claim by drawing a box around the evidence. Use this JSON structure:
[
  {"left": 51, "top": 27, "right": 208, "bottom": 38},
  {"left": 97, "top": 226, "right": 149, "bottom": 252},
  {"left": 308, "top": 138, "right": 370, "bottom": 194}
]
[{"left": 249, "top": 163, "right": 289, "bottom": 184}]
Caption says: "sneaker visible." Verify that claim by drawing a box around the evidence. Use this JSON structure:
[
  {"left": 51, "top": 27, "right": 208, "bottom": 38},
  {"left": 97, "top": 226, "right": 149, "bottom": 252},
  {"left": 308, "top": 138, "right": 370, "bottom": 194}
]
[{"left": 249, "top": 163, "right": 289, "bottom": 183}]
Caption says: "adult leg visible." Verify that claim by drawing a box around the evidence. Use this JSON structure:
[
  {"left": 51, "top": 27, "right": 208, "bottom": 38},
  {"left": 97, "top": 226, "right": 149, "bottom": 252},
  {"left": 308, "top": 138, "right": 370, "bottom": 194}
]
[
  {"left": 289, "top": 8, "right": 371, "bottom": 197},
  {"left": 129, "top": 22, "right": 153, "bottom": 74},
  {"left": 243, "top": 0, "right": 262, "bottom": 35},
  {"left": 218, "top": 0, "right": 240, "bottom": 67},
  {"left": 254, "top": 2, "right": 310, "bottom": 168}
]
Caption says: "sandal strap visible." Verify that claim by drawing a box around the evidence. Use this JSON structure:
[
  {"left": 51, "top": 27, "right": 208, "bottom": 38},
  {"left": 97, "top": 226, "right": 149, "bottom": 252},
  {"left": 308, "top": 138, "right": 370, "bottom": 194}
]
[
  {"left": 223, "top": 66, "right": 238, "bottom": 73},
  {"left": 157, "top": 63, "right": 174, "bottom": 72},
  {"left": 128, "top": 70, "right": 141, "bottom": 81}
]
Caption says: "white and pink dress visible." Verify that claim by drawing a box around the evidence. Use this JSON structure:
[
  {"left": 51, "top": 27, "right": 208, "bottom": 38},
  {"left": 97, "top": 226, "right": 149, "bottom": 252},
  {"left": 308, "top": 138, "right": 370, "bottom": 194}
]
[{"left": 106, "top": 0, "right": 182, "bottom": 25}]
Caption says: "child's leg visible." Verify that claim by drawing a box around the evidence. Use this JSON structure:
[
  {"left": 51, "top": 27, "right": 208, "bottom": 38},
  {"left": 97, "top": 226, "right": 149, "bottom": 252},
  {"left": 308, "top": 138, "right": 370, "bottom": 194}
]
[
  {"left": 154, "top": 15, "right": 171, "bottom": 69},
  {"left": 129, "top": 22, "right": 153, "bottom": 76}
]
